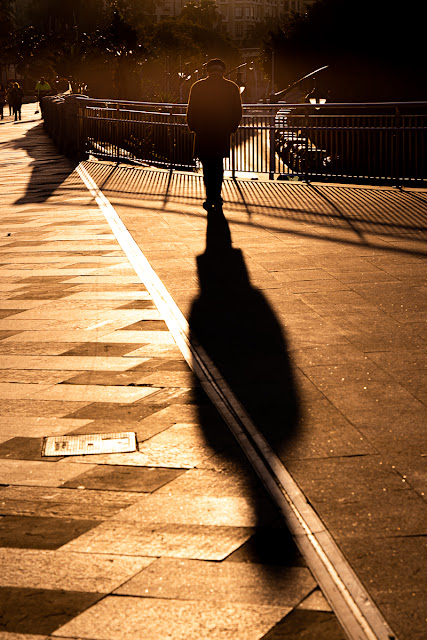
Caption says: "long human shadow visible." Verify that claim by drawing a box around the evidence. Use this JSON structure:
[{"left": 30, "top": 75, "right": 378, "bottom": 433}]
[
  {"left": 189, "top": 207, "right": 301, "bottom": 568},
  {"left": 9, "top": 122, "right": 76, "bottom": 204}
]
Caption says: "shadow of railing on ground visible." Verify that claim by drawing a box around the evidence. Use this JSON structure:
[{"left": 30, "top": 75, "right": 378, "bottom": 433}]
[{"left": 83, "top": 162, "right": 427, "bottom": 245}]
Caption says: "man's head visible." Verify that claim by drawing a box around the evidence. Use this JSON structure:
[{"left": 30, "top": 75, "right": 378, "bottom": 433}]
[
  {"left": 40, "top": 77, "right": 45, "bottom": 83},
  {"left": 206, "top": 59, "right": 226, "bottom": 76}
]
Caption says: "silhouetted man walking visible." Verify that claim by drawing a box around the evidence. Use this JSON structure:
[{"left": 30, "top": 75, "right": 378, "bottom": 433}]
[{"left": 187, "top": 58, "right": 242, "bottom": 211}]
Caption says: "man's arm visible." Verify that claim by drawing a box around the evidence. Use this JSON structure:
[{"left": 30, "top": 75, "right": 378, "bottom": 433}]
[{"left": 186, "top": 83, "right": 199, "bottom": 133}]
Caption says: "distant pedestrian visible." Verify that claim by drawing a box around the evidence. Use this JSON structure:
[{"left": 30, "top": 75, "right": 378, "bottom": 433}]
[
  {"left": 0, "top": 84, "right": 6, "bottom": 120},
  {"left": 187, "top": 58, "right": 242, "bottom": 211},
  {"left": 35, "top": 76, "right": 51, "bottom": 117},
  {"left": 10, "top": 82, "right": 24, "bottom": 121},
  {"left": 6, "top": 82, "right": 13, "bottom": 115}
]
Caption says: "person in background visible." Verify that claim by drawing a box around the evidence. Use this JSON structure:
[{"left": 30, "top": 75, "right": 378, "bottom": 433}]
[
  {"left": 0, "top": 84, "right": 6, "bottom": 120},
  {"left": 187, "top": 58, "right": 242, "bottom": 211},
  {"left": 10, "top": 82, "right": 24, "bottom": 121},
  {"left": 35, "top": 76, "right": 51, "bottom": 117},
  {"left": 6, "top": 82, "right": 13, "bottom": 115}
]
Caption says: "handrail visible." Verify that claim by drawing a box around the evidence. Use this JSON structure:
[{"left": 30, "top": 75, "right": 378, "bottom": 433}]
[
  {"left": 42, "top": 94, "right": 427, "bottom": 185},
  {"left": 74, "top": 95, "right": 427, "bottom": 110}
]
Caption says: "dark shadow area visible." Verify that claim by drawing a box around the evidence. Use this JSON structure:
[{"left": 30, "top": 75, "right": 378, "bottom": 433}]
[
  {"left": 5, "top": 123, "right": 77, "bottom": 205},
  {"left": 97, "top": 163, "right": 120, "bottom": 191},
  {"left": 162, "top": 166, "right": 175, "bottom": 209},
  {"left": 189, "top": 207, "right": 301, "bottom": 568},
  {"left": 402, "top": 190, "right": 427, "bottom": 206},
  {"left": 232, "top": 176, "right": 252, "bottom": 217}
]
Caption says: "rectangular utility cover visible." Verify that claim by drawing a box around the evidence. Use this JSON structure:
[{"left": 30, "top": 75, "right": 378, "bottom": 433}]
[{"left": 42, "top": 432, "right": 137, "bottom": 457}]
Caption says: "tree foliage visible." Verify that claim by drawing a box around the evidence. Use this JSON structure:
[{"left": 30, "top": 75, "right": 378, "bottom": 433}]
[
  {"left": 0, "top": 0, "right": 15, "bottom": 54},
  {"left": 143, "top": 0, "right": 237, "bottom": 101},
  {"left": 152, "top": 0, "right": 234, "bottom": 59},
  {"left": 2, "top": 0, "right": 237, "bottom": 100},
  {"left": 179, "top": 0, "right": 223, "bottom": 31},
  {"left": 0, "top": 0, "right": 14, "bottom": 35}
]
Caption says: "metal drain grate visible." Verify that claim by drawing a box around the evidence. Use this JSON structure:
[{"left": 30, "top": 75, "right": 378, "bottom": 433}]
[{"left": 42, "top": 432, "right": 137, "bottom": 457}]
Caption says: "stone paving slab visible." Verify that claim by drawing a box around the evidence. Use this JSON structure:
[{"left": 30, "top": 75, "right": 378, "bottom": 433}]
[
  {"left": 115, "top": 557, "right": 316, "bottom": 606},
  {"left": 0, "top": 587, "right": 103, "bottom": 636},
  {"left": 0, "top": 355, "right": 144, "bottom": 370},
  {"left": 61, "top": 520, "right": 256, "bottom": 560},
  {"left": 0, "top": 460, "right": 98, "bottom": 486},
  {"left": 0, "top": 417, "right": 92, "bottom": 439},
  {"left": 111, "top": 493, "right": 272, "bottom": 527},
  {"left": 53, "top": 596, "right": 291, "bottom": 640},
  {"left": 0, "top": 515, "right": 100, "bottom": 549},
  {"left": 0, "top": 106, "right": 340, "bottom": 640},
  {"left": 0, "top": 548, "right": 154, "bottom": 592},
  {"left": 62, "top": 465, "right": 184, "bottom": 493},
  {"left": 0, "top": 485, "right": 144, "bottom": 519}
]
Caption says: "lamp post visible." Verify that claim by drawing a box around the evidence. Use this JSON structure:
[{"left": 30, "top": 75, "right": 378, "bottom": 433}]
[
  {"left": 225, "top": 62, "right": 247, "bottom": 95},
  {"left": 178, "top": 62, "right": 191, "bottom": 103},
  {"left": 248, "top": 61, "right": 257, "bottom": 103},
  {"left": 306, "top": 85, "right": 327, "bottom": 109},
  {"left": 271, "top": 51, "right": 275, "bottom": 100}
]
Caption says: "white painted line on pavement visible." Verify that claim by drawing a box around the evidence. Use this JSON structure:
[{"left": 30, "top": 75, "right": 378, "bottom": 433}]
[{"left": 77, "top": 161, "right": 397, "bottom": 640}]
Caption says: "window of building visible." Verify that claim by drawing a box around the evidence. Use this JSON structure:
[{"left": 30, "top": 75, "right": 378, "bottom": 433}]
[
  {"left": 236, "top": 6, "right": 243, "bottom": 18},
  {"left": 235, "top": 23, "right": 244, "bottom": 37}
]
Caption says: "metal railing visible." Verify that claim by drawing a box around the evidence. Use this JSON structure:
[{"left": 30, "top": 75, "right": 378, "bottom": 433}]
[
  {"left": 79, "top": 101, "right": 196, "bottom": 170},
  {"left": 43, "top": 95, "right": 426, "bottom": 185}
]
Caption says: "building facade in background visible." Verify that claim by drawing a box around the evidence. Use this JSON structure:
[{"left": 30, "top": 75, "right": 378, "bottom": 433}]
[
  {"left": 156, "top": 0, "right": 314, "bottom": 41},
  {"left": 221, "top": 0, "right": 312, "bottom": 41}
]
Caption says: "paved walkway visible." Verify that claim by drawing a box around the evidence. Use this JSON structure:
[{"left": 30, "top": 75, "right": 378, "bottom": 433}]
[{"left": 0, "top": 104, "right": 426, "bottom": 639}]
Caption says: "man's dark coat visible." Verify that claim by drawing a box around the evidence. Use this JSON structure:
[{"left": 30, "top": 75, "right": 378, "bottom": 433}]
[{"left": 187, "top": 75, "right": 243, "bottom": 159}]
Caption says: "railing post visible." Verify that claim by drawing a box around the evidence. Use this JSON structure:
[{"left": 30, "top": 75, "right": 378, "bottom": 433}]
[
  {"left": 116, "top": 103, "right": 120, "bottom": 163},
  {"left": 269, "top": 109, "right": 276, "bottom": 180},
  {"left": 304, "top": 107, "right": 310, "bottom": 182},
  {"left": 231, "top": 133, "right": 236, "bottom": 179},
  {"left": 169, "top": 109, "right": 175, "bottom": 174},
  {"left": 394, "top": 105, "right": 402, "bottom": 188}
]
